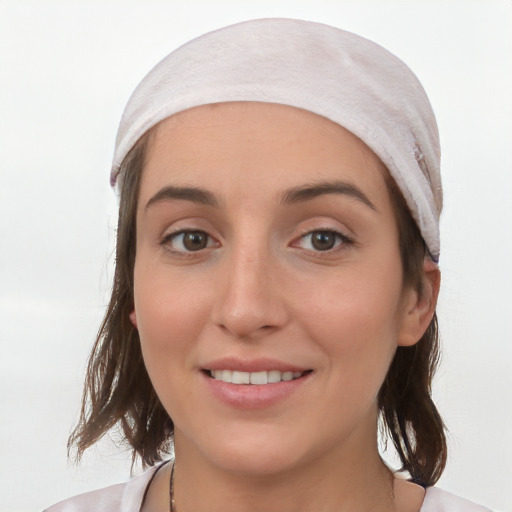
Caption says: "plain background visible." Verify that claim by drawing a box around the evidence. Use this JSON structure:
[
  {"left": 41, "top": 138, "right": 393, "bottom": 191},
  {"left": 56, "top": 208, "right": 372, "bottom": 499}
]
[{"left": 0, "top": 1, "right": 511, "bottom": 511}]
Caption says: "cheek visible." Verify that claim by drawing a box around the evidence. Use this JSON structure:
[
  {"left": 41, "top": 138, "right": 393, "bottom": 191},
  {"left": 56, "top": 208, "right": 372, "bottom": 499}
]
[
  {"left": 132, "top": 264, "right": 218, "bottom": 424},
  {"left": 133, "top": 263, "right": 212, "bottom": 371},
  {"left": 293, "top": 261, "right": 404, "bottom": 383}
]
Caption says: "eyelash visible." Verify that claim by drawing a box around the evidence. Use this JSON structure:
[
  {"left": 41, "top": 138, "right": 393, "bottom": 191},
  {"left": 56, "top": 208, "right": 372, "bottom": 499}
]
[
  {"left": 294, "top": 229, "right": 353, "bottom": 253},
  {"left": 160, "top": 228, "right": 353, "bottom": 256},
  {"left": 160, "top": 230, "right": 218, "bottom": 255}
]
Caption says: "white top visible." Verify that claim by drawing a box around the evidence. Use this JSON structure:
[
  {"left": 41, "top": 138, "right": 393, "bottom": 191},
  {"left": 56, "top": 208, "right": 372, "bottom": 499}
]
[{"left": 44, "top": 465, "right": 493, "bottom": 512}]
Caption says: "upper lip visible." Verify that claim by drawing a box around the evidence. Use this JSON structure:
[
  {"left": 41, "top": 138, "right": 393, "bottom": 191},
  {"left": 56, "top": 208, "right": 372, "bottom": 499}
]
[{"left": 202, "top": 357, "right": 311, "bottom": 373}]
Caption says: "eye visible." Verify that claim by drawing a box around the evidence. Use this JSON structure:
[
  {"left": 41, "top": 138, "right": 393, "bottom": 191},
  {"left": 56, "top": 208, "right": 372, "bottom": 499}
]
[
  {"left": 162, "top": 230, "right": 217, "bottom": 253},
  {"left": 296, "top": 230, "right": 350, "bottom": 252}
]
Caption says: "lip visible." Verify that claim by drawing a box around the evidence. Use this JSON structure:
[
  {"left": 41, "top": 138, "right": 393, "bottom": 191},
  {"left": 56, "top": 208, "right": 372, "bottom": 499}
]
[
  {"left": 200, "top": 357, "right": 312, "bottom": 410},
  {"left": 203, "top": 357, "right": 310, "bottom": 373}
]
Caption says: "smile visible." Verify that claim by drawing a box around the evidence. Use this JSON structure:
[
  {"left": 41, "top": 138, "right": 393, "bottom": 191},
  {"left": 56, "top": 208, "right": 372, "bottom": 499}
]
[
  {"left": 208, "top": 369, "right": 307, "bottom": 385},
  {"left": 202, "top": 364, "right": 313, "bottom": 408}
]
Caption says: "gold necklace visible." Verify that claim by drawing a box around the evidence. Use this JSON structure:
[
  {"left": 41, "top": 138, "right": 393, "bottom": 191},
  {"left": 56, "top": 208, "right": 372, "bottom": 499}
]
[{"left": 169, "top": 461, "right": 176, "bottom": 512}]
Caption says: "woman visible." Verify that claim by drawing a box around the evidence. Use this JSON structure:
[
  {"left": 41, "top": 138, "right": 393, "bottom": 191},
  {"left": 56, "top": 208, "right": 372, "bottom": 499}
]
[{"left": 45, "top": 18, "right": 491, "bottom": 512}]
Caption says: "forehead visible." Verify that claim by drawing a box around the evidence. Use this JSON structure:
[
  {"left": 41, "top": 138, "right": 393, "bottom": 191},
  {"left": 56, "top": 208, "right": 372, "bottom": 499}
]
[{"left": 140, "top": 102, "right": 390, "bottom": 207}]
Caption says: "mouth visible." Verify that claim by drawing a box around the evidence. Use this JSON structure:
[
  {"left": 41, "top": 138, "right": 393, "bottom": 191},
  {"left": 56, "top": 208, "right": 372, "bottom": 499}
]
[
  {"left": 201, "top": 361, "right": 313, "bottom": 408},
  {"left": 205, "top": 369, "right": 311, "bottom": 385}
]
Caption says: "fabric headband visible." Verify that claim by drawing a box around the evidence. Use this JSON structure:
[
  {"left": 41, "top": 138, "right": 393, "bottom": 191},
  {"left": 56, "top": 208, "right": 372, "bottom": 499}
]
[{"left": 111, "top": 18, "right": 442, "bottom": 261}]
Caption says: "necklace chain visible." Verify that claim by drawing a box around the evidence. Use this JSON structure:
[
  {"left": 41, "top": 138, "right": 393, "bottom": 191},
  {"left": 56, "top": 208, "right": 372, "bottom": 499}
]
[{"left": 169, "top": 461, "right": 176, "bottom": 512}]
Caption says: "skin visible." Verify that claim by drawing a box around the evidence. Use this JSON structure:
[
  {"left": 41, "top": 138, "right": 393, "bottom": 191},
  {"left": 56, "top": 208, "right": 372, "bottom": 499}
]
[{"left": 131, "top": 102, "right": 439, "bottom": 512}]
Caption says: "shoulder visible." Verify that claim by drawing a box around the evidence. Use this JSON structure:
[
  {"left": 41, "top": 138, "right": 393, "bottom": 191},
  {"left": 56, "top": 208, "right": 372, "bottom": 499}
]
[
  {"left": 421, "top": 487, "right": 493, "bottom": 512},
  {"left": 43, "top": 466, "right": 159, "bottom": 512},
  {"left": 43, "top": 481, "right": 126, "bottom": 512}
]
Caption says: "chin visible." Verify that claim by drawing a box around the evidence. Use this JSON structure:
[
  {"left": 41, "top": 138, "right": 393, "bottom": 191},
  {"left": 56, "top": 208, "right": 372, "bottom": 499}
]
[{"left": 176, "top": 423, "right": 311, "bottom": 477}]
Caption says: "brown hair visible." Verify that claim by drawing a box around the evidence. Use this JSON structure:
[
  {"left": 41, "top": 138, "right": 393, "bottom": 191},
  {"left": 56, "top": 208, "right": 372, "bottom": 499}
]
[
  {"left": 69, "top": 133, "right": 173, "bottom": 465},
  {"left": 69, "top": 133, "right": 447, "bottom": 485},
  {"left": 378, "top": 175, "right": 447, "bottom": 486}
]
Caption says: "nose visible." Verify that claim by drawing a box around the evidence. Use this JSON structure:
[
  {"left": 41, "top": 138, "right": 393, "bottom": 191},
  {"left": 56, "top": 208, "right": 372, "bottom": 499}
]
[{"left": 211, "top": 241, "right": 289, "bottom": 339}]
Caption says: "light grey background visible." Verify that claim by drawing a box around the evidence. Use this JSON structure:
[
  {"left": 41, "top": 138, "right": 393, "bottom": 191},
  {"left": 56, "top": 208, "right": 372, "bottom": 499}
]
[{"left": 1, "top": 1, "right": 511, "bottom": 511}]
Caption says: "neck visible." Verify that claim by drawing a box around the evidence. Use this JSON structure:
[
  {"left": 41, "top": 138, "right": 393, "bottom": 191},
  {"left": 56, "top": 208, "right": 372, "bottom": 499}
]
[{"left": 172, "top": 430, "right": 396, "bottom": 512}]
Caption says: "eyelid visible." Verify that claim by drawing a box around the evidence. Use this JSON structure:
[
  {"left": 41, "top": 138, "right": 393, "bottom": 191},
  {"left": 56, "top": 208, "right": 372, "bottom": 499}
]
[
  {"left": 160, "top": 229, "right": 220, "bottom": 255},
  {"left": 291, "top": 228, "right": 354, "bottom": 253}
]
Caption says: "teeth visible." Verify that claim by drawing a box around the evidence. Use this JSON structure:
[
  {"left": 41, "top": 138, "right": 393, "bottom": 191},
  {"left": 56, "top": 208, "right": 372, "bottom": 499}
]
[
  {"left": 267, "top": 370, "right": 281, "bottom": 383},
  {"left": 250, "top": 371, "right": 267, "bottom": 385},
  {"left": 209, "top": 369, "right": 305, "bottom": 385},
  {"left": 232, "top": 371, "right": 250, "bottom": 384}
]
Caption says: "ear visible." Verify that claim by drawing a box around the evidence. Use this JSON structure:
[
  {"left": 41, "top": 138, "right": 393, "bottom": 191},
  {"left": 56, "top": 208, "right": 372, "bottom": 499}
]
[
  {"left": 397, "top": 259, "right": 440, "bottom": 347},
  {"left": 129, "top": 309, "right": 138, "bottom": 329}
]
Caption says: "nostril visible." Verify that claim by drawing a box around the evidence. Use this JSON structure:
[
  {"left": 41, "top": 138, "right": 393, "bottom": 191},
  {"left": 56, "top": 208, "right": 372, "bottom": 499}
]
[{"left": 210, "top": 278, "right": 289, "bottom": 338}]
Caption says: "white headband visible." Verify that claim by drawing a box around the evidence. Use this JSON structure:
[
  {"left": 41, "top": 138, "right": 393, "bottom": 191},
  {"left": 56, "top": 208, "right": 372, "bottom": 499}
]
[{"left": 111, "top": 18, "right": 442, "bottom": 261}]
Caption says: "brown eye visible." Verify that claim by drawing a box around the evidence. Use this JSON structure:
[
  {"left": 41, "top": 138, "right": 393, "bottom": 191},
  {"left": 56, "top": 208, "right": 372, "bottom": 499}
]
[
  {"left": 165, "top": 230, "right": 216, "bottom": 253},
  {"left": 296, "top": 230, "right": 350, "bottom": 252},
  {"left": 311, "top": 231, "right": 337, "bottom": 251},
  {"left": 182, "top": 231, "right": 208, "bottom": 251}
]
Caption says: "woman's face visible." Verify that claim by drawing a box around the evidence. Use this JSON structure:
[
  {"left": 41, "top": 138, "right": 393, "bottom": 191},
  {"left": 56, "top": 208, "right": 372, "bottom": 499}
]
[{"left": 131, "top": 102, "right": 423, "bottom": 475}]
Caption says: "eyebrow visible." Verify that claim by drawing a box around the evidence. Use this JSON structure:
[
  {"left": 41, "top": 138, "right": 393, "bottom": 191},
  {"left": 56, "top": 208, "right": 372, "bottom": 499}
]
[
  {"left": 280, "top": 180, "right": 377, "bottom": 211},
  {"left": 145, "top": 180, "right": 377, "bottom": 212},
  {"left": 145, "top": 185, "right": 219, "bottom": 210}
]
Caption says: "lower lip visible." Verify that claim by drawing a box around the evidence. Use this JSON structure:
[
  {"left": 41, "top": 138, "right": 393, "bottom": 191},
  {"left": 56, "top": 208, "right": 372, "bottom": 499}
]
[{"left": 201, "top": 371, "right": 311, "bottom": 410}]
